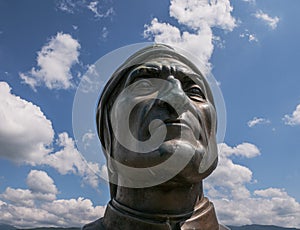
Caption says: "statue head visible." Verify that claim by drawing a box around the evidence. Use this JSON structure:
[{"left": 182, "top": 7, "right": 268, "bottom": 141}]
[{"left": 96, "top": 44, "right": 218, "bottom": 197}]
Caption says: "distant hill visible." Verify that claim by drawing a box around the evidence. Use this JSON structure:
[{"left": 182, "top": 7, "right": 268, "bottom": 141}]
[{"left": 229, "top": 225, "right": 300, "bottom": 230}]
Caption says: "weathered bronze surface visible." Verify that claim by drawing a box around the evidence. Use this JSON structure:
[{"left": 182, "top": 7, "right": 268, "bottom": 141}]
[{"left": 83, "top": 44, "right": 227, "bottom": 230}]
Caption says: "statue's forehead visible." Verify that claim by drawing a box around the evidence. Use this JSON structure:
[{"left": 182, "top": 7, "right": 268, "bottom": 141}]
[{"left": 141, "top": 57, "right": 196, "bottom": 74}]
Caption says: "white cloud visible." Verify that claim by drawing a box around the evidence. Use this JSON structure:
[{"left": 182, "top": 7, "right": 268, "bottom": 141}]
[
  {"left": 0, "top": 82, "right": 101, "bottom": 188},
  {"left": 26, "top": 170, "right": 58, "bottom": 195},
  {"left": 254, "top": 10, "right": 280, "bottom": 30},
  {"left": 206, "top": 143, "right": 260, "bottom": 200},
  {"left": 0, "top": 195, "right": 104, "bottom": 228},
  {"left": 169, "top": 0, "right": 236, "bottom": 31},
  {"left": 87, "top": 1, "right": 114, "bottom": 18},
  {"left": 56, "top": 0, "right": 113, "bottom": 19},
  {"left": 0, "top": 196, "right": 105, "bottom": 228},
  {"left": 41, "top": 197, "right": 105, "bottom": 226},
  {"left": 254, "top": 187, "right": 289, "bottom": 198},
  {"left": 78, "top": 64, "right": 102, "bottom": 93},
  {"left": 99, "top": 164, "right": 109, "bottom": 182},
  {"left": 56, "top": 0, "right": 76, "bottom": 13},
  {"left": 218, "top": 142, "right": 260, "bottom": 158},
  {"left": 43, "top": 132, "right": 101, "bottom": 188},
  {"left": 240, "top": 29, "right": 258, "bottom": 42},
  {"left": 19, "top": 32, "right": 80, "bottom": 90},
  {"left": 213, "top": 36, "right": 225, "bottom": 49},
  {"left": 144, "top": 0, "right": 236, "bottom": 69},
  {"left": 82, "top": 130, "right": 96, "bottom": 149},
  {"left": 1, "top": 170, "right": 58, "bottom": 209},
  {"left": 240, "top": 31, "right": 258, "bottom": 43},
  {"left": 101, "top": 27, "right": 109, "bottom": 39},
  {"left": 0, "top": 82, "right": 54, "bottom": 164},
  {"left": 87, "top": 1, "right": 100, "bottom": 16},
  {"left": 204, "top": 142, "right": 300, "bottom": 227},
  {"left": 144, "top": 18, "right": 215, "bottom": 72},
  {"left": 248, "top": 34, "right": 258, "bottom": 42},
  {"left": 1, "top": 188, "right": 36, "bottom": 207},
  {"left": 0, "top": 170, "right": 105, "bottom": 228},
  {"left": 283, "top": 104, "right": 300, "bottom": 126},
  {"left": 213, "top": 192, "right": 300, "bottom": 227},
  {"left": 1, "top": 187, "right": 57, "bottom": 208},
  {"left": 247, "top": 117, "right": 270, "bottom": 127}
]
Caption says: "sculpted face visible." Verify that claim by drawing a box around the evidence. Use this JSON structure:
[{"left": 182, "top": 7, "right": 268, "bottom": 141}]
[{"left": 109, "top": 57, "right": 218, "bottom": 184}]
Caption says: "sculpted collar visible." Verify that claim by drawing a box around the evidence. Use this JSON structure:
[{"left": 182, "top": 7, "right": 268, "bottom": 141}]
[{"left": 102, "top": 197, "right": 222, "bottom": 230}]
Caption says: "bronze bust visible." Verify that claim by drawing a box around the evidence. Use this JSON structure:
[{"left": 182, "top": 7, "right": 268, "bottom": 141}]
[{"left": 83, "top": 44, "right": 228, "bottom": 230}]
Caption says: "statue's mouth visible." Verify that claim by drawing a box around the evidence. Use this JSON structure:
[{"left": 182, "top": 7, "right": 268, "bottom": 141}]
[
  {"left": 164, "top": 118, "right": 191, "bottom": 128},
  {"left": 148, "top": 118, "right": 207, "bottom": 146}
]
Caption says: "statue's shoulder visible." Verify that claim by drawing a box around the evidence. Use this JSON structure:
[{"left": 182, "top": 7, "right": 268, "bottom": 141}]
[{"left": 82, "top": 218, "right": 105, "bottom": 230}]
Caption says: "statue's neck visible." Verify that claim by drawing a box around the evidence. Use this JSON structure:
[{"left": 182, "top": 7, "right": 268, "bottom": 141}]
[
  {"left": 115, "top": 182, "right": 203, "bottom": 215},
  {"left": 102, "top": 189, "right": 221, "bottom": 230}
]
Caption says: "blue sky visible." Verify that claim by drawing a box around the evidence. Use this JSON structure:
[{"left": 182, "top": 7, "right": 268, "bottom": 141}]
[{"left": 0, "top": 0, "right": 300, "bottom": 228}]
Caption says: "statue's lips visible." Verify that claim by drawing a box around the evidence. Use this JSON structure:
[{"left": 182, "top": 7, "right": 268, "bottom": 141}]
[
  {"left": 149, "top": 118, "right": 205, "bottom": 144},
  {"left": 150, "top": 118, "right": 193, "bottom": 130},
  {"left": 164, "top": 119, "right": 192, "bottom": 129}
]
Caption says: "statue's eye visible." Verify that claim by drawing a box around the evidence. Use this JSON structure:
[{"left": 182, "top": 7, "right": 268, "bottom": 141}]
[
  {"left": 131, "top": 79, "right": 156, "bottom": 95},
  {"left": 135, "top": 79, "right": 153, "bottom": 88},
  {"left": 186, "top": 86, "right": 206, "bottom": 102}
]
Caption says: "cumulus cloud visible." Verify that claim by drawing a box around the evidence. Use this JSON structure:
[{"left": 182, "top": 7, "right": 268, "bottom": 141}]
[
  {"left": 26, "top": 170, "right": 58, "bottom": 195},
  {"left": 204, "top": 143, "right": 300, "bottom": 227},
  {"left": 206, "top": 143, "right": 260, "bottom": 200},
  {"left": 43, "top": 132, "right": 101, "bottom": 188},
  {"left": 1, "top": 170, "right": 58, "bottom": 209},
  {"left": 1, "top": 188, "right": 36, "bottom": 207},
  {"left": 144, "top": 18, "right": 214, "bottom": 71},
  {"left": 19, "top": 32, "right": 80, "bottom": 90},
  {"left": 213, "top": 188, "right": 300, "bottom": 227},
  {"left": 218, "top": 142, "right": 260, "bottom": 158},
  {"left": 0, "top": 197, "right": 105, "bottom": 228},
  {"left": 144, "top": 0, "right": 236, "bottom": 69},
  {"left": 254, "top": 10, "right": 280, "bottom": 30},
  {"left": 0, "top": 82, "right": 54, "bottom": 164},
  {"left": 283, "top": 104, "right": 300, "bottom": 126},
  {"left": 0, "top": 82, "right": 101, "bottom": 188},
  {"left": 0, "top": 171, "right": 105, "bottom": 228},
  {"left": 247, "top": 117, "right": 270, "bottom": 127},
  {"left": 41, "top": 197, "right": 105, "bottom": 226}
]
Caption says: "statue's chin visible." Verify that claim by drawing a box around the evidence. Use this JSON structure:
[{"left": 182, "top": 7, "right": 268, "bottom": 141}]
[{"left": 157, "top": 139, "right": 209, "bottom": 184}]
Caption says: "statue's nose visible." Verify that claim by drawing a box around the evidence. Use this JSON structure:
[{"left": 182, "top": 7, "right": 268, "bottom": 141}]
[{"left": 158, "top": 75, "right": 190, "bottom": 114}]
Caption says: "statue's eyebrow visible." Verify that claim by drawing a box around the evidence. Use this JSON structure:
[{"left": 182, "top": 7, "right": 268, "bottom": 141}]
[{"left": 125, "top": 65, "right": 159, "bottom": 86}]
